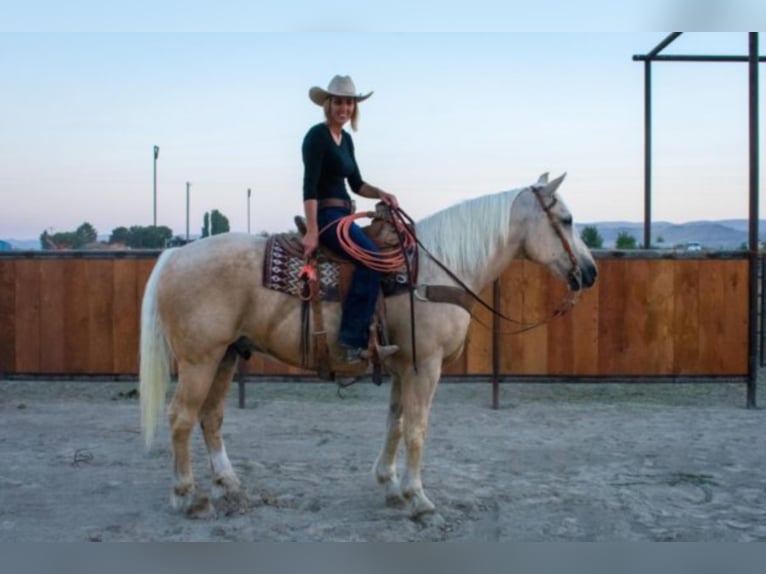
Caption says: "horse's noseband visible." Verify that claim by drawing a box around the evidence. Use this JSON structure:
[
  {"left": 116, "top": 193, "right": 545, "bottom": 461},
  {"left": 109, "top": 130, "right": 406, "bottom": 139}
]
[{"left": 530, "top": 186, "right": 581, "bottom": 289}]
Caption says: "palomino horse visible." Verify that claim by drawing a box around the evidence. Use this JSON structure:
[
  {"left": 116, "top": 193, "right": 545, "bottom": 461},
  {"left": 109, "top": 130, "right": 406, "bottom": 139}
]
[{"left": 139, "top": 172, "right": 597, "bottom": 518}]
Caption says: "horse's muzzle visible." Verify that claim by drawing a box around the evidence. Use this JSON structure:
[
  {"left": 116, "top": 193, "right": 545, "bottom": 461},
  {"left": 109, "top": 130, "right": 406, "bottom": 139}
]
[{"left": 570, "top": 261, "right": 598, "bottom": 291}]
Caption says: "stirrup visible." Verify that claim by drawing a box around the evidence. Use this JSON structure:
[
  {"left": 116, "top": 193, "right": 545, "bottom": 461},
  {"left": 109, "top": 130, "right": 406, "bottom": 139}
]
[{"left": 361, "top": 343, "right": 399, "bottom": 361}]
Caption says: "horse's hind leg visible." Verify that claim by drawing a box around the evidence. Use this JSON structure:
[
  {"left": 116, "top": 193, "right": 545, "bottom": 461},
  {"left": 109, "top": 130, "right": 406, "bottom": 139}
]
[
  {"left": 199, "top": 347, "right": 248, "bottom": 513},
  {"left": 373, "top": 372, "right": 405, "bottom": 506},
  {"left": 168, "top": 359, "right": 219, "bottom": 517}
]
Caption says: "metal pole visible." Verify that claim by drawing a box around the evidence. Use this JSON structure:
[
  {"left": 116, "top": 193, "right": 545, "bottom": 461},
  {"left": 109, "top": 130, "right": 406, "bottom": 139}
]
[
  {"left": 644, "top": 60, "right": 652, "bottom": 249},
  {"left": 636, "top": 55, "right": 766, "bottom": 63},
  {"left": 247, "top": 188, "right": 252, "bottom": 233},
  {"left": 760, "top": 254, "right": 766, "bottom": 367},
  {"left": 492, "top": 279, "right": 500, "bottom": 410},
  {"left": 747, "top": 33, "right": 759, "bottom": 409},
  {"left": 646, "top": 32, "right": 682, "bottom": 59},
  {"left": 153, "top": 145, "right": 159, "bottom": 227},
  {"left": 186, "top": 182, "right": 191, "bottom": 241}
]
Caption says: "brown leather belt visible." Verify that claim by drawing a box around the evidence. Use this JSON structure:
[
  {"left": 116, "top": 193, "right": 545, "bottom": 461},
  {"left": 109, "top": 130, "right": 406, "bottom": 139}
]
[{"left": 318, "top": 198, "right": 355, "bottom": 212}]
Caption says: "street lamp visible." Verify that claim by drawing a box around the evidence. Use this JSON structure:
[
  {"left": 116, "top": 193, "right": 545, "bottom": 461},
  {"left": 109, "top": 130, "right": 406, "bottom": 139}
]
[
  {"left": 247, "top": 188, "right": 251, "bottom": 233},
  {"left": 186, "top": 182, "right": 191, "bottom": 241},
  {"left": 153, "top": 145, "right": 160, "bottom": 227}
]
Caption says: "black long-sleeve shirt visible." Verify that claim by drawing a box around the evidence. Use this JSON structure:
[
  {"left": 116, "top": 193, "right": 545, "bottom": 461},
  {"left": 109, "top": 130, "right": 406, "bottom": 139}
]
[{"left": 302, "top": 123, "right": 364, "bottom": 202}]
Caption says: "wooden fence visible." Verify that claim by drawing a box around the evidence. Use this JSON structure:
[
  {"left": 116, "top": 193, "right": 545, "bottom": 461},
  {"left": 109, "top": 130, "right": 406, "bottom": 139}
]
[{"left": 0, "top": 251, "right": 749, "bottom": 378}]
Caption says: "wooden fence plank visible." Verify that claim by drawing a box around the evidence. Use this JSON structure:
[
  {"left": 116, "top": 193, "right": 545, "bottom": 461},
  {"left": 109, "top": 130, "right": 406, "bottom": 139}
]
[
  {"left": 14, "top": 260, "right": 41, "bottom": 372},
  {"left": 63, "top": 259, "right": 90, "bottom": 373},
  {"left": 88, "top": 260, "right": 114, "bottom": 373},
  {"left": 497, "top": 261, "right": 525, "bottom": 374},
  {"left": 39, "top": 259, "right": 67, "bottom": 373},
  {"left": 546, "top": 277, "right": 574, "bottom": 375},
  {"left": 113, "top": 259, "right": 139, "bottom": 374},
  {"left": 571, "top": 284, "right": 600, "bottom": 376},
  {"left": 464, "top": 284, "right": 493, "bottom": 375},
  {"left": 597, "top": 259, "right": 628, "bottom": 375},
  {"left": 673, "top": 260, "right": 700, "bottom": 374},
  {"left": 621, "top": 259, "right": 651, "bottom": 374},
  {"left": 516, "top": 261, "right": 550, "bottom": 374},
  {"left": 698, "top": 261, "right": 727, "bottom": 374},
  {"left": 720, "top": 260, "right": 748, "bottom": 374},
  {"left": 0, "top": 260, "right": 16, "bottom": 373},
  {"left": 645, "top": 259, "right": 675, "bottom": 373}
]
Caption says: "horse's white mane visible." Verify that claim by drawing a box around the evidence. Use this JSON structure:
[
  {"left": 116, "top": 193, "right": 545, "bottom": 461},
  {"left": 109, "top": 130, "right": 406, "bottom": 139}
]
[{"left": 415, "top": 187, "right": 524, "bottom": 281}]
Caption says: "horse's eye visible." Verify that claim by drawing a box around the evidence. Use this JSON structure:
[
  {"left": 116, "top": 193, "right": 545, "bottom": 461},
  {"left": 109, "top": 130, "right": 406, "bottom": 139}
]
[{"left": 561, "top": 216, "right": 573, "bottom": 227}]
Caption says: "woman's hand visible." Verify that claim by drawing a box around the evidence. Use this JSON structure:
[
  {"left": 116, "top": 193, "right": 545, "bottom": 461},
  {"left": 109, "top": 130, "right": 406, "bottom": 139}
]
[
  {"left": 302, "top": 229, "right": 319, "bottom": 259},
  {"left": 378, "top": 189, "right": 399, "bottom": 210}
]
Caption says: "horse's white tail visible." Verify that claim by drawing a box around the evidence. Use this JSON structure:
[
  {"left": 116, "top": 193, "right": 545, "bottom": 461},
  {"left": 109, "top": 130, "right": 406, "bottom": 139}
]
[{"left": 139, "top": 248, "right": 176, "bottom": 449}]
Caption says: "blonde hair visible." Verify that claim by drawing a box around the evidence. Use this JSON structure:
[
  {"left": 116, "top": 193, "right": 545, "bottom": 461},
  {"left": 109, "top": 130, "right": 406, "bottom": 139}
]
[{"left": 323, "top": 98, "right": 360, "bottom": 132}]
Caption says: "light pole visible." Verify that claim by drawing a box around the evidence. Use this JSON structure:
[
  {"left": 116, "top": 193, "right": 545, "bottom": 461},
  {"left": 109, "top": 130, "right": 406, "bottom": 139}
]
[
  {"left": 186, "top": 182, "right": 191, "bottom": 241},
  {"left": 153, "top": 145, "right": 160, "bottom": 227},
  {"left": 247, "top": 188, "right": 251, "bottom": 233}
]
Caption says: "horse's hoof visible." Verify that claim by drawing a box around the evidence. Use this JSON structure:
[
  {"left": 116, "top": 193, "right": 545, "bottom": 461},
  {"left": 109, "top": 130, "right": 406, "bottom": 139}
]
[
  {"left": 185, "top": 494, "right": 214, "bottom": 519},
  {"left": 211, "top": 475, "right": 242, "bottom": 499},
  {"left": 385, "top": 493, "right": 406, "bottom": 508},
  {"left": 408, "top": 495, "right": 437, "bottom": 519},
  {"left": 414, "top": 511, "right": 445, "bottom": 528},
  {"left": 214, "top": 490, "right": 252, "bottom": 516}
]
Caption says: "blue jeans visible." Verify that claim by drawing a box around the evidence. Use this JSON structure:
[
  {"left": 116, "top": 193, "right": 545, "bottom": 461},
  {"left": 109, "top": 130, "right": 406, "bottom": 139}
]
[{"left": 317, "top": 207, "right": 381, "bottom": 349}]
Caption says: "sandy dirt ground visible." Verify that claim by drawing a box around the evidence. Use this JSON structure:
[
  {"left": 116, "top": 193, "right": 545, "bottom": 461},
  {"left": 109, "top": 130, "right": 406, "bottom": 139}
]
[{"left": 1, "top": 378, "right": 765, "bottom": 542}]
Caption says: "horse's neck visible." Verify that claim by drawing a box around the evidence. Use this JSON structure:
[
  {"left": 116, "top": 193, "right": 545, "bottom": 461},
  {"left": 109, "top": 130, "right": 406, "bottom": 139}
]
[{"left": 416, "top": 189, "right": 524, "bottom": 292}]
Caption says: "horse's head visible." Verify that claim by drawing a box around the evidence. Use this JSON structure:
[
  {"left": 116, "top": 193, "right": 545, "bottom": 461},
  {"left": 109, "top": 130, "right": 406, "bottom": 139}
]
[{"left": 517, "top": 173, "right": 597, "bottom": 291}]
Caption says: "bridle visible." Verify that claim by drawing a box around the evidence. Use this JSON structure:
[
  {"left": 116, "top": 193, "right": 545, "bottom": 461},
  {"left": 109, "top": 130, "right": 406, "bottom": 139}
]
[{"left": 529, "top": 185, "right": 583, "bottom": 291}]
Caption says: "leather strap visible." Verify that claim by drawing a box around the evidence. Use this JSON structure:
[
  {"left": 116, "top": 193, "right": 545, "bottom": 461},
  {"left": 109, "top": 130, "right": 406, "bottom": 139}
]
[
  {"left": 422, "top": 285, "right": 476, "bottom": 315},
  {"left": 311, "top": 295, "right": 332, "bottom": 381}
]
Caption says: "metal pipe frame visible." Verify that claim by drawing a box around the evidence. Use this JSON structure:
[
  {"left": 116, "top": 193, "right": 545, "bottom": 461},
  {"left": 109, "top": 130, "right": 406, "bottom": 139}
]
[{"left": 634, "top": 33, "right": 761, "bottom": 408}]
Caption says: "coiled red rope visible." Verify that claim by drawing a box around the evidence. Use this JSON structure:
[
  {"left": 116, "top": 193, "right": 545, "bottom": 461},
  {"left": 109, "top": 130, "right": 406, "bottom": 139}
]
[{"left": 323, "top": 210, "right": 417, "bottom": 272}]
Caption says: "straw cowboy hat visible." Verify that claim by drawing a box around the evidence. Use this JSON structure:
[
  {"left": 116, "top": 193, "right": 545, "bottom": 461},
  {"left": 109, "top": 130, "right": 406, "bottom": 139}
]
[{"left": 309, "top": 75, "right": 373, "bottom": 106}]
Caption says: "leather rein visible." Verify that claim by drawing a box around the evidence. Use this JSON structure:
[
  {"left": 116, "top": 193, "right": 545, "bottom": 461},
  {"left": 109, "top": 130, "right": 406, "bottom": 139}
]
[{"left": 392, "top": 185, "right": 582, "bottom": 336}]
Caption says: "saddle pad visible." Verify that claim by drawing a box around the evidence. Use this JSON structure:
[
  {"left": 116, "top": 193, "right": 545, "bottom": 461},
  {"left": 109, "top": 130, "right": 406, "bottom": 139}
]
[
  {"left": 262, "top": 233, "right": 411, "bottom": 301},
  {"left": 263, "top": 235, "right": 343, "bottom": 301}
]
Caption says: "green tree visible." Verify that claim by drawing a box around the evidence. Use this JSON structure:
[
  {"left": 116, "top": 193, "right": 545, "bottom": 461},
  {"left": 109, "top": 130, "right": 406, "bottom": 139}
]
[
  {"left": 109, "top": 226, "right": 132, "bottom": 245},
  {"left": 40, "top": 230, "right": 54, "bottom": 250},
  {"left": 75, "top": 222, "right": 98, "bottom": 247},
  {"left": 127, "top": 225, "right": 172, "bottom": 248},
  {"left": 39, "top": 222, "right": 98, "bottom": 249},
  {"left": 580, "top": 225, "right": 603, "bottom": 249},
  {"left": 210, "top": 209, "right": 230, "bottom": 235},
  {"left": 201, "top": 212, "right": 210, "bottom": 238},
  {"left": 49, "top": 231, "right": 78, "bottom": 249},
  {"left": 616, "top": 231, "right": 637, "bottom": 249}
]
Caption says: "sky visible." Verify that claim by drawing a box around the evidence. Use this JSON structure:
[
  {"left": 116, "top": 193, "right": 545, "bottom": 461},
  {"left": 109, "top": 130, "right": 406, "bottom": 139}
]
[{"left": 1, "top": 30, "right": 765, "bottom": 240}]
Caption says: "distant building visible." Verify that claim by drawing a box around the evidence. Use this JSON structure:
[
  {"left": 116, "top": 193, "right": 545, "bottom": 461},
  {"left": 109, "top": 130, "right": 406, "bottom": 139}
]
[{"left": 0, "top": 240, "right": 13, "bottom": 251}]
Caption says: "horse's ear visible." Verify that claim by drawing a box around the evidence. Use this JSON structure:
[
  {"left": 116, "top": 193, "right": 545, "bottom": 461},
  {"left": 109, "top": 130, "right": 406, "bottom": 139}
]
[
  {"left": 537, "top": 172, "right": 549, "bottom": 184},
  {"left": 543, "top": 172, "right": 567, "bottom": 195}
]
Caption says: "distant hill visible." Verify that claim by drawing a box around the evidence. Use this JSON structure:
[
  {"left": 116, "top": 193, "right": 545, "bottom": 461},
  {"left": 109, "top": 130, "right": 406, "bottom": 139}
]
[
  {"left": 1, "top": 239, "right": 40, "bottom": 251},
  {"left": 3, "top": 220, "right": 766, "bottom": 251},
  {"left": 576, "top": 220, "right": 766, "bottom": 250}
]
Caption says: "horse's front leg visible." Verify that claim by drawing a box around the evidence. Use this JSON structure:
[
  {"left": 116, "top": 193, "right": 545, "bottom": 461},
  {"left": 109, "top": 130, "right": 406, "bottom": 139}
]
[
  {"left": 399, "top": 360, "right": 441, "bottom": 518},
  {"left": 373, "top": 372, "right": 405, "bottom": 507}
]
